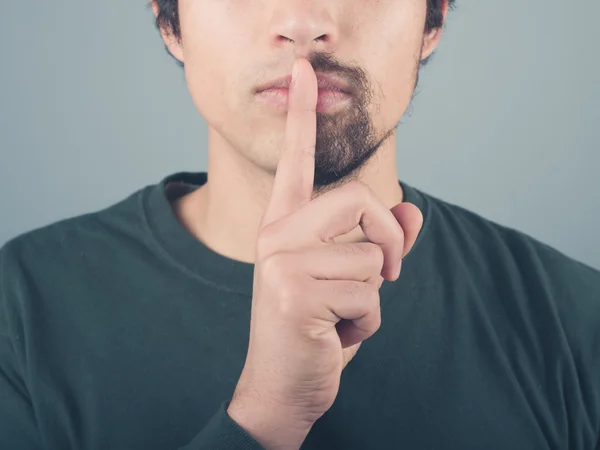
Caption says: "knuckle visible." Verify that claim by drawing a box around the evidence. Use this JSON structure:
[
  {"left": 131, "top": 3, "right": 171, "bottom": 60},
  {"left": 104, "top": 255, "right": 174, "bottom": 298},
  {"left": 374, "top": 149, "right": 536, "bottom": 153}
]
[
  {"left": 341, "top": 281, "right": 375, "bottom": 305},
  {"left": 277, "top": 278, "right": 305, "bottom": 318},
  {"left": 361, "top": 242, "right": 384, "bottom": 268},
  {"left": 255, "top": 234, "right": 273, "bottom": 262},
  {"left": 365, "top": 283, "right": 380, "bottom": 304},
  {"left": 340, "top": 242, "right": 364, "bottom": 259},
  {"left": 370, "top": 309, "right": 382, "bottom": 335},
  {"left": 258, "top": 255, "right": 306, "bottom": 318},
  {"left": 258, "top": 253, "right": 287, "bottom": 281},
  {"left": 256, "top": 221, "right": 284, "bottom": 260},
  {"left": 364, "top": 291, "right": 382, "bottom": 334},
  {"left": 340, "top": 281, "right": 363, "bottom": 299},
  {"left": 371, "top": 292, "right": 382, "bottom": 326}
]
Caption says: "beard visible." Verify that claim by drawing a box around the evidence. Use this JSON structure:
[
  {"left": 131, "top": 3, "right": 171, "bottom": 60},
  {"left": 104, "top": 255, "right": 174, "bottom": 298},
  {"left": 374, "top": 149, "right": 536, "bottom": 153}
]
[
  {"left": 312, "top": 101, "right": 397, "bottom": 194},
  {"left": 309, "top": 52, "right": 419, "bottom": 195}
]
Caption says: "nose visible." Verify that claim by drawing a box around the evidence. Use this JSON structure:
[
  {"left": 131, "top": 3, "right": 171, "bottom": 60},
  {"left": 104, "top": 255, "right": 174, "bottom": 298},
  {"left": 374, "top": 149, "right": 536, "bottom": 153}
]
[{"left": 266, "top": 0, "right": 340, "bottom": 55}]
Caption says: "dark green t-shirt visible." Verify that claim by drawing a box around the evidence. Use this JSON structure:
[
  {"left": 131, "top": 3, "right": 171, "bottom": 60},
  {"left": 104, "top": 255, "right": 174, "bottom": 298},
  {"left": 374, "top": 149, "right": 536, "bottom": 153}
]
[{"left": 1, "top": 171, "right": 599, "bottom": 449}]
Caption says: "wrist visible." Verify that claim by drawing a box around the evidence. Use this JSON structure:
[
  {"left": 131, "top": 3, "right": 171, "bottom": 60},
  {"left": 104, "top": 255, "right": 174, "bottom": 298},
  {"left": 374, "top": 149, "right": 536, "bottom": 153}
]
[{"left": 227, "top": 392, "right": 314, "bottom": 450}]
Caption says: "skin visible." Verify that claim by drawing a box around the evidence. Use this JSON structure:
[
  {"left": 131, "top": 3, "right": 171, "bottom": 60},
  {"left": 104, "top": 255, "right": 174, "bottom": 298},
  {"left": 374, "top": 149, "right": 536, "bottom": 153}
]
[
  {"left": 152, "top": 1, "right": 448, "bottom": 447},
  {"left": 225, "top": 59, "right": 425, "bottom": 449},
  {"left": 152, "top": 0, "right": 447, "bottom": 265}
]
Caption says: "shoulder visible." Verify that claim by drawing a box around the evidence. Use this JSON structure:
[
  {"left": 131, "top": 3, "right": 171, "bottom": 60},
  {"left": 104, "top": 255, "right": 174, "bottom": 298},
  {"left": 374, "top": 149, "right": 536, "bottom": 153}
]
[
  {"left": 0, "top": 186, "right": 151, "bottom": 324},
  {"left": 422, "top": 188, "right": 600, "bottom": 355},
  {"left": 0, "top": 210, "right": 101, "bottom": 303},
  {"left": 421, "top": 188, "right": 600, "bottom": 293},
  {"left": 411, "top": 189, "right": 600, "bottom": 441},
  {"left": 1, "top": 186, "right": 149, "bottom": 273}
]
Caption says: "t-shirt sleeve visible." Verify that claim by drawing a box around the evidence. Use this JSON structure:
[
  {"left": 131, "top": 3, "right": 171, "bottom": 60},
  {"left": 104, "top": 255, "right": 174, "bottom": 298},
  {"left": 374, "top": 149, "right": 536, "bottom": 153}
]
[
  {"left": 1, "top": 337, "right": 264, "bottom": 450},
  {"left": 1, "top": 338, "right": 44, "bottom": 450},
  {"left": 0, "top": 336, "right": 43, "bottom": 450},
  {"left": 0, "top": 245, "right": 43, "bottom": 450},
  {"left": 178, "top": 401, "right": 266, "bottom": 450},
  {"left": 545, "top": 248, "right": 600, "bottom": 445},
  {"left": 1, "top": 338, "right": 264, "bottom": 450},
  {"left": 0, "top": 240, "right": 266, "bottom": 450},
  {"left": 565, "top": 262, "right": 600, "bottom": 444}
]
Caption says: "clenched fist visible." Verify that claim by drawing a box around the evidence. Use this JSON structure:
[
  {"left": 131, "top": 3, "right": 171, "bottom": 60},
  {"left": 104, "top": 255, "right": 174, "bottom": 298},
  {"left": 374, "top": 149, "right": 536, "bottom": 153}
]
[{"left": 227, "top": 58, "right": 423, "bottom": 450}]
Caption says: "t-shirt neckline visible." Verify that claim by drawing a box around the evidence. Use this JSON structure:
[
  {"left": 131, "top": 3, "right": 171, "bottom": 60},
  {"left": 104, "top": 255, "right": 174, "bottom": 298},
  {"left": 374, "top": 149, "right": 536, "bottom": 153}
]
[{"left": 142, "top": 171, "right": 431, "bottom": 298}]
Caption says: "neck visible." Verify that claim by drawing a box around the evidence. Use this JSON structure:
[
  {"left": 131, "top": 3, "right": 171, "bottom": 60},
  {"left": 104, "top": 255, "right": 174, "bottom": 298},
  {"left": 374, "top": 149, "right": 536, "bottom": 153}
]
[{"left": 172, "top": 127, "right": 404, "bottom": 264}]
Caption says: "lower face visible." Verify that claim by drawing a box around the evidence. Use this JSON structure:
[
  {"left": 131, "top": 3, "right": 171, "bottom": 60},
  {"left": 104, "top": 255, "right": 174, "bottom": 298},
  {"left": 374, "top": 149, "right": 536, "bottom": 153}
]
[{"left": 178, "top": 0, "right": 428, "bottom": 191}]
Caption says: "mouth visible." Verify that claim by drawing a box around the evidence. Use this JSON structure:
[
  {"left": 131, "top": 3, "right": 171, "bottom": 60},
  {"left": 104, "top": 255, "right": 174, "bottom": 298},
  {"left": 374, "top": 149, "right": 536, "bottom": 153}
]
[
  {"left": 255, "top": 72, "right": 353, "bottom": 95},
  {"left": 256, "top": 87, "right": 353, "bottom": 113}
]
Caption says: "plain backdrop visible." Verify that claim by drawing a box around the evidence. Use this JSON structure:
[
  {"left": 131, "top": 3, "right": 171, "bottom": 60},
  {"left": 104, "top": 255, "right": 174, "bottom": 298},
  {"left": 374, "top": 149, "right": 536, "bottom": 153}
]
[{"left": 1, "top": 0, "right": 598, "bottom": 269}]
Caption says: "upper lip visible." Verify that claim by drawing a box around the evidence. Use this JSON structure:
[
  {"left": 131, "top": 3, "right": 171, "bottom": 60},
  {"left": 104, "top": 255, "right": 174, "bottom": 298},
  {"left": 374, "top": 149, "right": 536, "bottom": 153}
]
[{"left": 255, "top": 72, "right": 352, "bottom": 94}]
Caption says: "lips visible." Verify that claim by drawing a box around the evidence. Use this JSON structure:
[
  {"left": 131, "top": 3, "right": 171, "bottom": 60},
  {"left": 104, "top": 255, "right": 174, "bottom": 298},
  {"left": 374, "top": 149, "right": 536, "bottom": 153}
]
[
  {"left": 255, "top": 72, "right": 352, "bottom": 95},
  {"left": 256, "top": 87, "right": 352, "bottom": 113}
]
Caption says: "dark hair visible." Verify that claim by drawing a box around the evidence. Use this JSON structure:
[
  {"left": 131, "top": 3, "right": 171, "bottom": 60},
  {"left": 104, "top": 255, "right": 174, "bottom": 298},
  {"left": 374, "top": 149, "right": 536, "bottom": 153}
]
[{"left": 151, "top": 0, "right": 456, "bottom": 68}]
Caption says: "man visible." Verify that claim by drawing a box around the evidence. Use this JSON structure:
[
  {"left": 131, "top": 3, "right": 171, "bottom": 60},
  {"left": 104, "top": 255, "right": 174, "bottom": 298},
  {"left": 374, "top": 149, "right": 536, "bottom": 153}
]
[{"left": 1, "top": 0, "right": 598, "bottom": 448}]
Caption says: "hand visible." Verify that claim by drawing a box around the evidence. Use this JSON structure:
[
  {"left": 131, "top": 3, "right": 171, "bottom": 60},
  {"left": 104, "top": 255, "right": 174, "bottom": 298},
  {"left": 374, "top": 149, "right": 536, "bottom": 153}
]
[{"left": 227, "top": 58, "right": 423, "bottom": 449}]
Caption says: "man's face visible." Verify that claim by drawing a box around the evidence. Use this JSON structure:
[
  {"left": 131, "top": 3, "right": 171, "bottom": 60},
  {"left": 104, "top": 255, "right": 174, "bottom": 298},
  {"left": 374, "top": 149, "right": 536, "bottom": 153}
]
[{"left": 170, "top": 0, "right": 439, "bottom": 192}]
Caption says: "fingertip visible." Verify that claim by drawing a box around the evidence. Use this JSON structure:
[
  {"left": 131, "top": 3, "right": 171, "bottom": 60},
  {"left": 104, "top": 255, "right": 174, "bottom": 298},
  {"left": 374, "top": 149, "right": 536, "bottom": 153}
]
[{"left": 381, "top": 259, "right": 402, "bottom": 282}]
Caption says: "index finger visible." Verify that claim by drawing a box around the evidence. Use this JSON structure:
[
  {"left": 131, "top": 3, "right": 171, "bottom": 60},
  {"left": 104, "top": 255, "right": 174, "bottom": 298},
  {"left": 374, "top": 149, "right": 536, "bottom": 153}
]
[{"left": 262, "top": 58, "right": 318, "bottom": 226}]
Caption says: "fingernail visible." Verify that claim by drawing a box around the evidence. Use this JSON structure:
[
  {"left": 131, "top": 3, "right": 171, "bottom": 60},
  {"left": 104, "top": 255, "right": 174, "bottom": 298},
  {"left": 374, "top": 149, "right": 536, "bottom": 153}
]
[{"left": 292, "top": 60, "right": 300, "bottom": 82}]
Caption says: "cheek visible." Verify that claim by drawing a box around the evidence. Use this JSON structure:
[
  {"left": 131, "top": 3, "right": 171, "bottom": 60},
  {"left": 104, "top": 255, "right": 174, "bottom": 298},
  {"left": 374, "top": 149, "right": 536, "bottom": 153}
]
[
  {"left": 354, "top": 2, "right": 426, "bottom": 118},
  {"left": 179, "top": 3, "right": 261, "bottom": 89},
  {"left": 363, "top": 38, "right": 423, "bottom": 129},
  {"left": 178, "top": 3, "right": 243, "bottom": 124}
]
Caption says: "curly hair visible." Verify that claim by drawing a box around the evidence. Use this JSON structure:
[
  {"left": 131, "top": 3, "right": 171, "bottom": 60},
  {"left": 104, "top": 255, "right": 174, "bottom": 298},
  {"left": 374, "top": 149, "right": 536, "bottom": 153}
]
[{"left": 151, "top": 0, "right": 456, "bottom": 68}]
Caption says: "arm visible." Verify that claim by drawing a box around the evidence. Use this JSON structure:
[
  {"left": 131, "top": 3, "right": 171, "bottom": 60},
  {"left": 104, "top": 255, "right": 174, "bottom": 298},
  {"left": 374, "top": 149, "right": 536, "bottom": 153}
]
[
  {"left": 179, "top": 389, "right": 313, "bottom": 450},
  {"left": 0, "top": 335, "right": 44, "bottom": 450},
  {"left": 177, "top": 400, "right": 268, "bottom": 450},
  {"left": 0, "top": 242, "right": 44, "bottom": 450},
  {"left": 0, "top": 246, "right": 268, "bottom": 450},
  {"left": 0, "top": 334, "right": 270, "bottom": 450}
]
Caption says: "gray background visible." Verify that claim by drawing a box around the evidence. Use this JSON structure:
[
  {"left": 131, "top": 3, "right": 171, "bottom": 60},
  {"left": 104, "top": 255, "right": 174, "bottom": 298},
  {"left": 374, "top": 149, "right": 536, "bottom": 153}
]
[{"left": 1, "top": 0, "right": 598, "bottom": 269}]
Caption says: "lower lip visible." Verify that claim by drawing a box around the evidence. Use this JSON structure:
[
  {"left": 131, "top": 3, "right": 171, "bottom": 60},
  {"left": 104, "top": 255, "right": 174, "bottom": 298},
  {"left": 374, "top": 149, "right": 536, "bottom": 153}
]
[{"left": 256, "top": 88, "right": 352, "bottom": 113}]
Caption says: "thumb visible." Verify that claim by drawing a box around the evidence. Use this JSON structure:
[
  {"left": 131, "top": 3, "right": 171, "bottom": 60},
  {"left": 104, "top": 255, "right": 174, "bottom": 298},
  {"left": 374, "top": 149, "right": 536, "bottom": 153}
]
[
  {"left": 342, "top": 342, "right": 362, "bottom": 369},
  {"left": 390, "top": 202, "right": 424, "bottom": 258}
]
